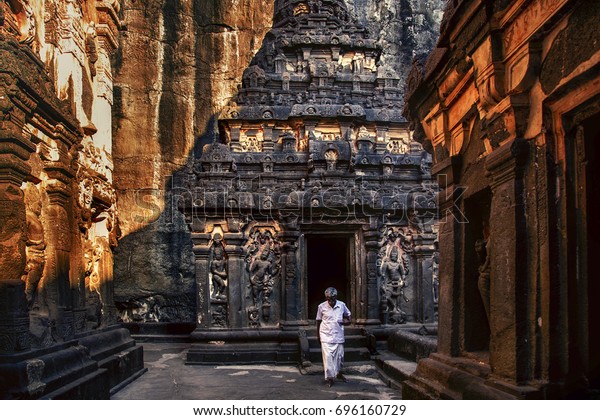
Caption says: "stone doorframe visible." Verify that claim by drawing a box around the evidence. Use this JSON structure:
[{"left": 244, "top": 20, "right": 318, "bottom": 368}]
[{"left": 297, "top": 225, "right": 378, "bottom": 326}]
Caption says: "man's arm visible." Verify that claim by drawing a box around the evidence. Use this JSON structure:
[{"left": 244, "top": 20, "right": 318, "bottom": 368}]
[
  {"left": 316, "top": 305, "right": 322, "bottom": 341},
  {"left": 341, "top": 304, "right": 352, "bottom": 325}
]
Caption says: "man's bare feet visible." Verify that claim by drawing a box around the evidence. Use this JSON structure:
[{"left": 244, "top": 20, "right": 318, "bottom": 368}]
[
  {"left": 326, "top": 378, "right": 334, "bottom": 387},
  {"left": 336, "top": 373, "right": 348, "bottom": 382}
]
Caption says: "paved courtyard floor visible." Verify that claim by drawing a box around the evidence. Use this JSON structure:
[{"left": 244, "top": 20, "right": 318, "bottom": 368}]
[{"left": 112, "top": 343, "right": 402, "bottom": 400}]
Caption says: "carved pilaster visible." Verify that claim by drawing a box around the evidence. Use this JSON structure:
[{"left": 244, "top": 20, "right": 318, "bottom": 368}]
[
  {"left": 484, "top": 137, "right": 530, "bottom": 383},
  {"left": 191, "top": 232, "right": 211, "bottom": 328},
  {"left": 433, "top": 155, "right": 463, "bottom": 356},
  {"left": 280, "top": 229, "right": 305, "bottom": 327},
  {"left": 0, "top": 82, "right": 34, "bottom": 355},
  {"left": 43, "top": 181, "right": 74, "bottom": 341},
  {"left": 0, "top": 175, "right": 30, "bottom": 351},
  {"left": 363, "top": 227, "right": 381, "bottom": 325},
  {"left": 223, "top": 232, "right": 244, "bottom": 328},
  {"left": 413, "top": 231, "right": 438, "bottom": 324}
]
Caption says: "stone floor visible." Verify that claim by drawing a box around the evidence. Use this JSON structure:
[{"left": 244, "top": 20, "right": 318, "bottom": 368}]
[{"left": 112, "top": 343, "right": 402, "bottom": 400}]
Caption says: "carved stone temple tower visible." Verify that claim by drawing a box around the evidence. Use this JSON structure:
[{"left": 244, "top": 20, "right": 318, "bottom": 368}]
[{"left": 182, "top": 0, "right": 438, "bottom": 363}]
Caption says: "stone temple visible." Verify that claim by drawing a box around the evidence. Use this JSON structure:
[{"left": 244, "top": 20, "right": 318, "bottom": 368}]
[
  {"left": 178, "top": 0, "right": 438, "bottom": 363},
  {"left": 1, "top": 0, "right": 599, "bottom": 400}
]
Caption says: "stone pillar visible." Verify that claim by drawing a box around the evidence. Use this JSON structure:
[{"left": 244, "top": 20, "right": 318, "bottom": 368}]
[
  {"left": 413, "top": 230, "right": 438, "bottom": 324},
  {"left": 0, "top": 103, "right": 35, "bottom": 353},
  {"left": 43, "top": 175, "right": 75, "bottom": 341},
  {"left": 485, "top": 137, "right": 529, "bottom": 383},
  {"left": 69, "top": 220, "right": 87, "bottom": 332},
  {"left": 191, "top": 232, "right": 211, "bottom": 328},
  {"left": 262, "top": 123, "right": 275, "bottom": 152},
  {"left": 229, "top": 122, "right": 242, "bottom": 152},
  {"left": 97, "top": 236, "right": 117, "bottom": 326},
  {"left": 363, "top": 226, "right": 381, "bottom": 325},
  {"left": 223, "top": 232, "right": 245, "bottom": 328},
  {"left": 435, "top": 156, "right": 463, "bottom": 356},
  {"left": 280, "top": 229, "right": 305, "bottom": 327}
]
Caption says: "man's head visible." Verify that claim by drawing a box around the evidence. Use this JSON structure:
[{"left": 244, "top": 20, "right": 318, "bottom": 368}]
[{"left": 325, "top": 287, "right": 338, "bottom": 305}]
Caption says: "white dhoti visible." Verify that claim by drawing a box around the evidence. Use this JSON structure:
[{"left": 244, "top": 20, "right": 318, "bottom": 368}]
[{"left": 321, "top": 342, "right": 344, "bottom": 380}]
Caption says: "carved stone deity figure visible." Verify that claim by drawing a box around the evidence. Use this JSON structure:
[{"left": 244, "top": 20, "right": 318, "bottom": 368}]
[
  {"left": 209, "top": 234, "right": 227, "bottom": 300},
  {"left": 249, "top": 249, "right": 273, "bottom": 306},
  {"left": 475, "top": 239, "right": 491, "bottom": 323},
  {"left": 244, "top": 229, "right": 281, "bottom": 323},
  {"left": 378, "top": 226, "right": 415, "bottom": 324},
  {"left": 22, "top": 196, "right": 46, "bottom": 309},
  {"left": 380, "top": 246, "right": 409, "bottom": 322}
]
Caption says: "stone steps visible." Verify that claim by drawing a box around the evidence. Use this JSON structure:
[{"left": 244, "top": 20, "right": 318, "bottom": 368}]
[
  {"left": 373, "top": 350, "right": 418, "bottom": 392},
  {"left": 0, "top": 325, "right": 144, "bottom": 399}
]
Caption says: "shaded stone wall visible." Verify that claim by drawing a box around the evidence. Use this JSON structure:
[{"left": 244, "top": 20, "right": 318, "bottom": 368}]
[
  {"left": 403, "top": 0, "right": 600, "bottom": 400},
  {"left": 112, "top": 0, "right": 443, "bottom": 323},
  {"left": 112, "top": 0, "right": 275, "bottom": 322}
]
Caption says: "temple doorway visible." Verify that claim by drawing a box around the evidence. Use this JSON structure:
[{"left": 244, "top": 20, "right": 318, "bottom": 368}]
[{"left": 305, "top": 235, "right": 351, "bottom": 321}]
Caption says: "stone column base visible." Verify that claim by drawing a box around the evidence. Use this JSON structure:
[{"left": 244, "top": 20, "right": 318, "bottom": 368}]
[{"left": 402, "top": 353, "right": 545, "bottom": 399}]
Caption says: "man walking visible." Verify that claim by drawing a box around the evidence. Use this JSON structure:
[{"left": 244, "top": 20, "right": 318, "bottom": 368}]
[{"left": 316, "top": 287, "right": 352, "bottom": 387}]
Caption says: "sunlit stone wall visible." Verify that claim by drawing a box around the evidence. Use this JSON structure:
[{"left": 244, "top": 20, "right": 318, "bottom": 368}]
[{"left": 0, "top": 0, "right": 122, "bottom": 351}]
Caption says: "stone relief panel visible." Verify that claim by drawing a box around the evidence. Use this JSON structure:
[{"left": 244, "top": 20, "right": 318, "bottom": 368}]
[
  {"left": 209, "top": 233, "right": 228, "bottom": 302},
  {"left": 386, "top": 137, "right": 411, "bottom": 154},
  {"left": 240, "top": 131, "right": 263, "bottom": 152},
  {"left": 244, "top": 227, "right": 281, "bottom": 326},
  {"left": 21, "top": 184, "right": 46, "bottom": 311},
  {"left": 377, "top": 226, "right": 415, "bottom": 324}
]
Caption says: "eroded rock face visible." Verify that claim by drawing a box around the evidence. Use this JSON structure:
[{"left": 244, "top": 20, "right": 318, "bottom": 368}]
[
  {"left": 112, "top": 0, "right": 275, "bottom": 322},
  {"left": 345, "top": 0, "right": 444, "bottom": 103},
  {"left": 112, "top": 0, "right": 443, "bottom": 323}
]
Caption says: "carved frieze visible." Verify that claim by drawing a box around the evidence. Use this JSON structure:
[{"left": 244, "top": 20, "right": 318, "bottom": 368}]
[{"left": 503, "top": 0, "right": 569, "bottom": 56}]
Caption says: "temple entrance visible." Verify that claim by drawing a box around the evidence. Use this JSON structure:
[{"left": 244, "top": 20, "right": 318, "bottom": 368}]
[{"left": 306, "top": 235, "right": 351, "bottom": 321}]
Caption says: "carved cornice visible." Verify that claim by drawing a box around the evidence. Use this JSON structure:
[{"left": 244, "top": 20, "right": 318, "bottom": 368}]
[
  {"left": 0, "top": 133, "right": 35, "bottom": 161},
  {"left": 0, "top": 37, "right": 80, "bottom": 132},
  {"left": 45, "top": 176, "right": 72, "bottom": 206},
  {"left": 96, "top": 2, "right": 122, "bottom": 53},
  {"left": 0, "top": 155, "right": 31, "bottom": 185}
]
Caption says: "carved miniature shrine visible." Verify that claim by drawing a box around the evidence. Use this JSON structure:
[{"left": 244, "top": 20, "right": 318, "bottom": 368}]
[{"left": 179, "top": 0, "right": 438, "bottom": 362}]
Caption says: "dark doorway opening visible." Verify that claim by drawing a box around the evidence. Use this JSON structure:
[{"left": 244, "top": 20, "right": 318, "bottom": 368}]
[
  {"left": 306, "top": 236, "right": 350, "bottom": 320},
  {"left": 463, "top": 189, "right": 492, "bottom": 355},
  {"left": 583, "top": 116, "right": 600, "bottom": 389},
  {"left": 565, "top": 110, "right": 600, "bottom": 396}
]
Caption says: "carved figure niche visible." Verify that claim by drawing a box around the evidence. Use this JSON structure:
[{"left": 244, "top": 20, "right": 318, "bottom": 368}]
[
  {"left": 463, "top": 189, "right": 491, "bottom": 354},
  {"left": 209, "top": 233, "right": 228, "bottom": 328},
  {"left": 377, "top": 227, "right": 414, "bottom": 324},
  {"left": 21, "top": 184, "right": 46, "bottom": 311},
  {"left": 244, "top": 228, "right": 281, "bottom": 326}
]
